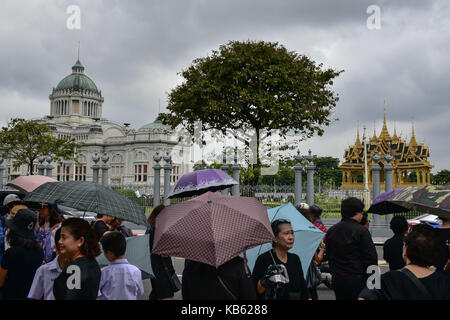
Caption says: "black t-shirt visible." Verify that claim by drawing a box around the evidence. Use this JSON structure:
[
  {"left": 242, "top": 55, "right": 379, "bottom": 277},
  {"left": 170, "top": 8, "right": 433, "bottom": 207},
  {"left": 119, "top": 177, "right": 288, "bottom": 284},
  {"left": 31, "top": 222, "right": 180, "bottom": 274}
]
[
  {"left": 383, "top": 234, "right": 406, "bottom": 271},
  {"left": 148, "top": 225, "right": 176, "bottom": 300},
  {"left": 182, "top": 257, "right": 256, "bottom": 300},
  {"left": 1, "top": 245, "right": 44, "bottom": 300},
  {"left": 92, "top": 220, "right": 110, "bottom": 241},
  {"left": 359, "top": 270, "right": 450, "bottom": 300},
  {"left": 53, "top": 257, "right": 101, "bottom": 300},
  {"left": 252, "top": 250, "right": 310, "bottom": 300},
  {"left": 436, "top": 228, "right": 450, "bottom": 271}
]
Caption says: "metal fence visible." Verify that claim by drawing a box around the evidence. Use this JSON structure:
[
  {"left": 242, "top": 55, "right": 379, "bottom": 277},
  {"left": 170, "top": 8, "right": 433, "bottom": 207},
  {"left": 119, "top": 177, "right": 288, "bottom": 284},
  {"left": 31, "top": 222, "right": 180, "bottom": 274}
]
[{"left": 111, "top": 184, "right": 425, "bottom": 220}]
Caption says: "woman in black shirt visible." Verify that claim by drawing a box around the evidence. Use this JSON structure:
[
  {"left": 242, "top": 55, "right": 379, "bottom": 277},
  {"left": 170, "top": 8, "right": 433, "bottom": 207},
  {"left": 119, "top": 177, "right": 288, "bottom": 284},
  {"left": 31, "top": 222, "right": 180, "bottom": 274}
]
[
  {"left": 53, "top": 218, "right": 101, "bottom": 300},
  {"left": 360, "top": 224, "right": 450, "bottom": 300},
  {"left": 252, "top": 219, "right": 310, "bottom": 300}
]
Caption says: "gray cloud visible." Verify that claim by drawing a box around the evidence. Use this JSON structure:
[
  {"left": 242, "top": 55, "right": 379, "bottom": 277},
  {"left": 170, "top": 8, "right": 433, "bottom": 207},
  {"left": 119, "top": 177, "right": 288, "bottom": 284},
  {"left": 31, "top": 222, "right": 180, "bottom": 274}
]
[{"left": 0, "top": 0, "right": 448, "bottom": 172}]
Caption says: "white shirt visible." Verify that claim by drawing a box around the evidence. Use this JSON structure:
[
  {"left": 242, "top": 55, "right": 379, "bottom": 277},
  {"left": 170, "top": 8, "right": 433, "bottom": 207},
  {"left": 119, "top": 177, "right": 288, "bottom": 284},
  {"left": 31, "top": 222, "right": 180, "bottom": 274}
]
[
  {"left": 98, "top": 259, "right": 144, "bottom": 300},
  {"left": 27, "top": 256, "right": 63, "bottom": 300}
]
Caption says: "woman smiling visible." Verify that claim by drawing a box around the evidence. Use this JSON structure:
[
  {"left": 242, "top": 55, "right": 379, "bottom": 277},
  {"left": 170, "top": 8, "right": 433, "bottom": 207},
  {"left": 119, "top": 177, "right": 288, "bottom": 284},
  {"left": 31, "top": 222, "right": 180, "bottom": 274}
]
[{"left": 52, "top": 218, "right": 101, "bottom": 300}]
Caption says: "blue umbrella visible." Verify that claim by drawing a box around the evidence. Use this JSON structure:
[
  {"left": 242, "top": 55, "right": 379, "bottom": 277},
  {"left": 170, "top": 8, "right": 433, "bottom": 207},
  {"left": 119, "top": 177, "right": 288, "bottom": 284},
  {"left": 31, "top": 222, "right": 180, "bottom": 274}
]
[
  {"left": 246, "top": 202, "right": 325, "bottom": 279},
  {"left": 97, "top": 234, "right": 154, "bottom": 280}
]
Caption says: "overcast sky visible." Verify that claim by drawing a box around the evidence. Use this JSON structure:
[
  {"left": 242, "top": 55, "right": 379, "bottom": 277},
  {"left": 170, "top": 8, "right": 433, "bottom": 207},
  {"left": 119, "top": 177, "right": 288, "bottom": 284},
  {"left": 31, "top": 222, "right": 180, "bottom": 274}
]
[{"left": 1, "top": 0, "right": 449, "bottom": 172}]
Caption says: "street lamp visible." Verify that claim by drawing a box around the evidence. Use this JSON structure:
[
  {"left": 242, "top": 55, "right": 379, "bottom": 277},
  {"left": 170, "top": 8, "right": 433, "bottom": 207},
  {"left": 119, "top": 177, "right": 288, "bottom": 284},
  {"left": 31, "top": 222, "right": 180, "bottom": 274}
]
[{"left": 363, "top": 126, "right": 370, "bottom": 209}]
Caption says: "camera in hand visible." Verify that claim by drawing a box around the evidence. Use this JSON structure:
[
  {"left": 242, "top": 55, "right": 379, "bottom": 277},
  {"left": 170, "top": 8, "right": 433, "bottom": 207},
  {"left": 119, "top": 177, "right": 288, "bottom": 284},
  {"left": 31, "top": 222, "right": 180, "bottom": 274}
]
[{"left": 261, "top": 264, "right": 290, "bottom": 288}]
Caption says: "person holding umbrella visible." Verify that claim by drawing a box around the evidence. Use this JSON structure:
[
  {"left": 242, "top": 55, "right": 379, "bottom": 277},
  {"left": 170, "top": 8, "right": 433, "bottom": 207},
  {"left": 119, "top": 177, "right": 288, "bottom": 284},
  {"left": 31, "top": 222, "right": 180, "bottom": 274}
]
[
  {"left": 147, "top": 205, "right": 177, "bottom": 300},
  {"left": 252, "top": 219, "right": 311, "bottom": 300},
  {"left": 182, "top": 255, "right": 256, "bottom": 300}
]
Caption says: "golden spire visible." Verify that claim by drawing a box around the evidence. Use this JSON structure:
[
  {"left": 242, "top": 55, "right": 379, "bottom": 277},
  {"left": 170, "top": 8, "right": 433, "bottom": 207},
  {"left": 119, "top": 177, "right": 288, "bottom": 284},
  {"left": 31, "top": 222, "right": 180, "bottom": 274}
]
[
  {"left": 392, "top": 121, "right": 399, "bottom": 142},
  {"left": 379, "top": 102, "right": 391, "bottom": 141},
  {"left": 354, "top": 122, "right": 362, "bottom": 149},
  {"left": 409, "top": 120, "right": 418, "bottom": 146}
]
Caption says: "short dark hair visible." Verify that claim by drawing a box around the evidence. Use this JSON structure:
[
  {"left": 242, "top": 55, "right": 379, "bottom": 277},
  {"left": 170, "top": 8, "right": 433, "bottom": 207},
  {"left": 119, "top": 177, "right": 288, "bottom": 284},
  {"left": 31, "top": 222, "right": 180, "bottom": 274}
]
[
  {"left": 271, "top": 219, "right": 292, "bottom": 248},
  {"left": 390, "top": 215, "right": 409, "bottom": 235},
  {"left": 404, "top": 224, "right": 442, "bottom": 267},
  {"left": 100, "top": 231, "right": 126, "bottom": 257},
  {"left": 54, "top": 227, "right": 62, "bottom": 247},
  {"left": 341, "top": 197, "right": 365, "bottom": 219},
  {"left": 310, "top": 205, "right": 323, "bottom": 218},
  {"left": 61, "top": 218, "right": 101, "bottom": 258}
]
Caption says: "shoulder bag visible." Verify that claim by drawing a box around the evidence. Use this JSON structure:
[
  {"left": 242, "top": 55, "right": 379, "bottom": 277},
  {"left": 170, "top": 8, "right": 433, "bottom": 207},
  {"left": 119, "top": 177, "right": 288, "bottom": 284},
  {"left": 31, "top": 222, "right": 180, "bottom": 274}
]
[{"left": 399, "top": 267, "right": 433, "bottom": 300}]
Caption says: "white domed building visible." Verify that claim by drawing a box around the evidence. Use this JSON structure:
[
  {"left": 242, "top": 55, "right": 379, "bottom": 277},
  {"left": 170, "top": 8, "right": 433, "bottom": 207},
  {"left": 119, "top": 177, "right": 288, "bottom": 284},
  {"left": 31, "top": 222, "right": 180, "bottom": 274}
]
[{"left": 4, "top": 59, "right": 192, "bottom": 193}]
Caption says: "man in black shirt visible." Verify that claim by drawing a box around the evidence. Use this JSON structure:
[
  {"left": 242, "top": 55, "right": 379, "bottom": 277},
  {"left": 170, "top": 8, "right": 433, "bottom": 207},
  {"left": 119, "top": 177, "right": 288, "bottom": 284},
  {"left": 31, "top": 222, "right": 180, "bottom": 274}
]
[{"left": 325, "top": 197, "right": 377, "bottom": 300}]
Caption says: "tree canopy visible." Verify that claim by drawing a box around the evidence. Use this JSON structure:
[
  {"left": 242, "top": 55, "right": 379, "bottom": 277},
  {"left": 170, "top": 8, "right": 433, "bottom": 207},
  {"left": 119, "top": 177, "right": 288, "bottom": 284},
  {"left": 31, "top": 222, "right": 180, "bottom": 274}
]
[
  {"left": 0, "top": 118, "right": 83, "bottom": 175},
  {"left": 159, "top": 40, "right": 343, "bottom": 184}
]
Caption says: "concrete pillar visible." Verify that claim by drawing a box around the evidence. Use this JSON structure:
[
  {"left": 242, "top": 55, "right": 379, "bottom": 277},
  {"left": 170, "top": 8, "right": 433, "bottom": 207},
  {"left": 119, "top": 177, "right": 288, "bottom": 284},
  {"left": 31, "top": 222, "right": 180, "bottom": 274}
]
[
  {"left": 294, "top": 150, "right": 303, "bottom": 206},
  {"left": 306, "top": 149, "right": 315, "bottom": 206},
  {"left": 231, "top": 148, "right": 240, "bottom": 196},
  {"left": 220, "top": 148, "right": 229, "bottom": 195},
  {"left": 371, "top": 152, "right": 381, "bottom": 225},
  {"left": 101, "top": 152, "right": 109, "bottom": 187},
  {"left": 45, "top": 155, "right": 54, "bottom": 178},
  {"left": 384, "top": 150, "right": 394, "bottom": 225},
  {"left": 163, "top": 152, "right": 172, "bottom": 206},
  {"left": 153, "top": 152, "right": 162, "bottom": 207},
  {"left": 0, "top": 155, "right": 5, "bottom": 190},
  {"left": 92, "top": 153, "right": 100, "bottom": 184},
  {"left": 37, "top": 154, "right": 46, "bottom": 176}
]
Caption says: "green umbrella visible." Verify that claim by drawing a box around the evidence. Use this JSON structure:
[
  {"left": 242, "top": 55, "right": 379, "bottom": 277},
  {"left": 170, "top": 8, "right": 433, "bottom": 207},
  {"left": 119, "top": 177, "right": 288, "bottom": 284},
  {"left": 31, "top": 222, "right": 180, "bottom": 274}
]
[{"left": 23, "top": 181, "right": 148, "bottom": 226}]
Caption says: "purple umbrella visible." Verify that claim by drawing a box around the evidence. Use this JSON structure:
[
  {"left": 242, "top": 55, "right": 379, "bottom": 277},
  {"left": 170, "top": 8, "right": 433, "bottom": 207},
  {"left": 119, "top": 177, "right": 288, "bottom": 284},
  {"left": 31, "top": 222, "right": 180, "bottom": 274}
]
[
  {"left": 368, "top": 188, "right": 410, "bottom": 214},
  {"left": 168, "top": 169, "right": 238, "bottom": 199}
]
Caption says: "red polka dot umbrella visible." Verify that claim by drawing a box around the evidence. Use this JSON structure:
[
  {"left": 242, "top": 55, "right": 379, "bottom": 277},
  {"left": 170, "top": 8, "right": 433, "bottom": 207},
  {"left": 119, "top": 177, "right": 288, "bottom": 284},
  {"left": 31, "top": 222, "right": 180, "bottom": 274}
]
[{"left": 152, "top": 192, "right": 274, "bottom": 268}]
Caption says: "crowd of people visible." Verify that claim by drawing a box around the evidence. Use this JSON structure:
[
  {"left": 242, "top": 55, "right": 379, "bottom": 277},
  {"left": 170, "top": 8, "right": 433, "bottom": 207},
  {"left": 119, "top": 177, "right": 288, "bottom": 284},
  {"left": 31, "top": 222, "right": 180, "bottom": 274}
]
[{"left": 0, "top": 192, "right": 448, "bottom": 300}]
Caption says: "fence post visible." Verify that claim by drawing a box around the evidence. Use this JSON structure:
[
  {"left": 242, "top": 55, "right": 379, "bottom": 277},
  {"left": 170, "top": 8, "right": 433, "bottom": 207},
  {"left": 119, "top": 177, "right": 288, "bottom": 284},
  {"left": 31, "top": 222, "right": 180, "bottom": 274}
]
[
  {"left": 153, "top": 152, "right": 162, "bottom": 207},
  {"left": 372, "top": 152, "right": 381, "bottom": 225},
  {"left": 101, "top": 152, "right": 109, "bottom": 187},
  {"left": 163, "top": 151, "right": 172, "bottom": 206},
  {"left": 384, "top": 150, "right": 394, "bottom": 225},
  {"left": 37, "top": 154, "right": 46, "bottom": 176},
  {"left": 232, "top": 147, "right": 240, "bottom": 196},
  {"left": 294, "top": 150, "right": 303, "bottom": 206},
  {"left": 45, "top": 155, "right": 54, "bottom": 178},
  {"left": 220, "top": 148, "right": 230, "bottom": 195},
  {"left": 0, "top": 155, "right": 4, "bottom": 189},
  {"left": 92, "top": 153, "right": 100, "bottom": 184},
  {"left": 306, "top": 149, "right": 315, "bottom": 206}
]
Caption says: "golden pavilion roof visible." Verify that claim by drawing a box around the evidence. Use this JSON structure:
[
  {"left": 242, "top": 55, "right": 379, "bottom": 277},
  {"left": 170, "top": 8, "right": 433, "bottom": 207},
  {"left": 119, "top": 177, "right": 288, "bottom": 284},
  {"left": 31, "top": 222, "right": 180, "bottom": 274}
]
[{"left": 339, "top": 111, "right": 433, "bottom": 171}]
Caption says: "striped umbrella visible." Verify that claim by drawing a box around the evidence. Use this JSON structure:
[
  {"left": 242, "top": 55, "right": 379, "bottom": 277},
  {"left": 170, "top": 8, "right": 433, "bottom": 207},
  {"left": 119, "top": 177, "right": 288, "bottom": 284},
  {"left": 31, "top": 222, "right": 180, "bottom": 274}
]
[{"left": 23, "top": 181, "right": 147, "bottom": 226}]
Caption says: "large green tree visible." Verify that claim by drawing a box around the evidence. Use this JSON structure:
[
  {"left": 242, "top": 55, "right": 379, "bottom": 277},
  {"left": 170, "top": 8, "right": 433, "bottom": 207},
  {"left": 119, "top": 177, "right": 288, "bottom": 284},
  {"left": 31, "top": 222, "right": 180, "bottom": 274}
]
[
  {"left": 159, "top": 40, "right": 343, "bottom": 185},
  {"left": 0, "top": 118, "right": 83, "bottom": 175},
  {"left": 432, "top": 170, "right": 450, "bottom": 185}
]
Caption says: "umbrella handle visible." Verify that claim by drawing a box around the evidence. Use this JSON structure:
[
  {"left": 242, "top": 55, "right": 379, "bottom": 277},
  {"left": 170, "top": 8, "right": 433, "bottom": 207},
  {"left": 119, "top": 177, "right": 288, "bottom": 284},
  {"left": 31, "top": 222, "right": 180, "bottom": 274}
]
[{"left": 243, "top": 251, "right": 251, "bottom": 277}]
